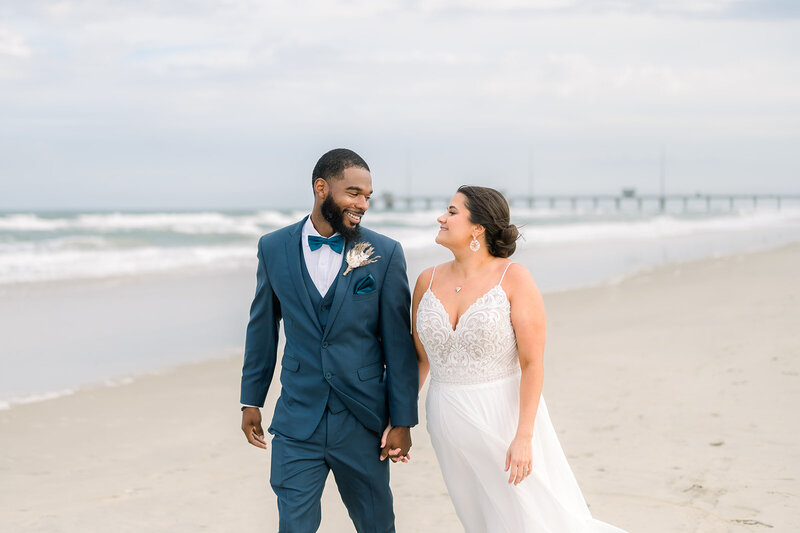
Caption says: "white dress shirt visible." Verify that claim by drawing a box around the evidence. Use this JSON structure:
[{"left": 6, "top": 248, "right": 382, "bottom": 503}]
[{"left": 301, "top": 215, "right": 344, "bottom": 297}]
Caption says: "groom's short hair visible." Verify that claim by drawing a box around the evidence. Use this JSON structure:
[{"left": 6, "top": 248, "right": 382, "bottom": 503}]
[{"left": 312, "top": 148, "right": 370, "bottom": 185}]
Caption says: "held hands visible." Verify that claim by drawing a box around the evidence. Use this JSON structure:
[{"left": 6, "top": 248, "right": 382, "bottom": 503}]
[
  {"left": 505, "top": 434, "right": 533, "bottom": 485},
  {"left": 241, "top": 407, "right": 267, "bottom": 449},
  {"left": 379, "top": 423, "right": 412, "bottom": 463}
]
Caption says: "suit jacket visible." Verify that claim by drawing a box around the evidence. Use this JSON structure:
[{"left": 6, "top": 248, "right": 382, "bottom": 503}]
[{"left": 240, "top": 216, "right": 419, "bottom": 440}]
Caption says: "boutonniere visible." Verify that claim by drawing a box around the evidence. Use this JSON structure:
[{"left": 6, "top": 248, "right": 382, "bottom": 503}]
[{"left": 343, "top": 242, "right": 380, "bottom": 276}]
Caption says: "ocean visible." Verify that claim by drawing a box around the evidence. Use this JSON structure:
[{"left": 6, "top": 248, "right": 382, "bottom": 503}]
[
  {"left": 2, "top": 204, "right": 800, "bottom": 286},
  {"left": 2, "top": 202, "right": 800, "bottom": 408}
]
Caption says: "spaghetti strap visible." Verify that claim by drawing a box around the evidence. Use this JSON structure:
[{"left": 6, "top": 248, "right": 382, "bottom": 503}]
[
  {"left": 499, "top": 262, "right": 514, "bottom": 284},
  {"left": 428, "top": 265, "right": 437, "bottom": 290}
]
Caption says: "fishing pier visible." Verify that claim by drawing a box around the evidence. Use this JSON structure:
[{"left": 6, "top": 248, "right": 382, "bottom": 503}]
[{"left": 375, "top": 191, "right": 800, "bottom": 212}]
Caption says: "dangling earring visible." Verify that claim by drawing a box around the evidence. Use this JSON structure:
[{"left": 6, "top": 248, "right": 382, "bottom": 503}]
[{"left": 470, "top": 236, "right": 480, "bottom": 252}]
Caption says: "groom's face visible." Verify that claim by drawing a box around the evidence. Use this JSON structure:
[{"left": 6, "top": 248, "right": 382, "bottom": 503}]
[{"left": 320, "top": 166, "right": 373, "bottom": 241}]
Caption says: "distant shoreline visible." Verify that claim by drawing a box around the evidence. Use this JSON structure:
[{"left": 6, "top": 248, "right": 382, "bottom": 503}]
[{"left": 2, "top": 193, "right": 799, "bottom": 214}]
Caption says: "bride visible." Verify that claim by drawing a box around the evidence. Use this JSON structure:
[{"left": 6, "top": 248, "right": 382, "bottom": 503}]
[{"left": 411, "top": 185, "right": 627, "bottom": 532}]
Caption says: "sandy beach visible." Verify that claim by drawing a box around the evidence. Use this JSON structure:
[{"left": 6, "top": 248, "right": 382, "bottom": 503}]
[{"left": 2, "top": 243, "right": 798, "bottom": 532}]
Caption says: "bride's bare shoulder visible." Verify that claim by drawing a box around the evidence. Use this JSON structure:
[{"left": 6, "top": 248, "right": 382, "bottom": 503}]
[
  {"left": 414, "top": 265, "right": 438, "bottom": 297},
  {"left": 415, "top": 266, "right": 433, "bottom": 285},
  {"left": 416, "top": 262, "right": 451, "bottom": 285},
  {"left": 501, "top": 262, "right": 541, "bottom": 296}
]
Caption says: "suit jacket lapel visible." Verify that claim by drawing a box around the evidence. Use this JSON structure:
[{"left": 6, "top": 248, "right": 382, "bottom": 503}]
[
  {"left": 322, "top": 239, "right": 357, "bottom": 341},
  {"left": 284, "top": 216, "right": 323, "bottom": 335}
]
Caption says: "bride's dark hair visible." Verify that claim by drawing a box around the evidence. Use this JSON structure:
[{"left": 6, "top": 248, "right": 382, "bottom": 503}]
[{"left": 457, "top": 185, "right": 520, "bottom": 258}]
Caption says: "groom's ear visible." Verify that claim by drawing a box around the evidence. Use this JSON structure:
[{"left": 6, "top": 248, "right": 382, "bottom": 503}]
[{"left": 313, "top": 177, "right": 329, "bottom": 199}]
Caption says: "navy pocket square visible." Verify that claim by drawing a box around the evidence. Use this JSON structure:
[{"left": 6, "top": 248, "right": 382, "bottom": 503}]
[{"left": 354, "top": 274, "right": 376, "bottom": 295}]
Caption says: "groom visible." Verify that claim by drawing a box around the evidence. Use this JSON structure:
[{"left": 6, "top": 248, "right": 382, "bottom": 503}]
[{"left": 240, "top": 148, "right": 419, "bottom": 532}]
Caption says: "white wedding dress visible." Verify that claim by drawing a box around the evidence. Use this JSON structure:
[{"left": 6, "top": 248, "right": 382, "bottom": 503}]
[{"left": 416, "top": 263, "right": 628, "bottom": 533}]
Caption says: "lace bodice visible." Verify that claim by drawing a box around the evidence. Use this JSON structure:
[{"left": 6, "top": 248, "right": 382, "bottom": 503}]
[{"left": 416, "top": 264, "right": 520, "bottom": 385}]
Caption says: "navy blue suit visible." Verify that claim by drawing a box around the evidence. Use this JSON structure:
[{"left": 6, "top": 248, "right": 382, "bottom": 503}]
[{"left": 241, "top": 216, "right": 419, "bottom": 532}]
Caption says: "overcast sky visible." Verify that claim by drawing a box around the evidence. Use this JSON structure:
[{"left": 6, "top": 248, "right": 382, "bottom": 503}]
[{"left": 1, "top": 0, "right": 798, "bottom": 210}]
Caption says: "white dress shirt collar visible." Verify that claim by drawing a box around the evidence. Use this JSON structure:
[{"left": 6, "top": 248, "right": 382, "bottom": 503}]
[
  {"left": 301, "top": 215, "right": 343, "bottom": 297},
  {"left": 302, "top": 215, "right": 341, "bottom": 241}
]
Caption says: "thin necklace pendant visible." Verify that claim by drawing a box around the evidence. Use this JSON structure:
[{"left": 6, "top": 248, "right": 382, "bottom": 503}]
[{"left": 455, "top": 286, "right": 462, "bottom": 293}]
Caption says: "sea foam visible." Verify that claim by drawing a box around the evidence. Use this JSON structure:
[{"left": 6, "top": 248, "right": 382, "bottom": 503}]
[{"left": 1, "top": 206, "right": 799, "bottom": 284}]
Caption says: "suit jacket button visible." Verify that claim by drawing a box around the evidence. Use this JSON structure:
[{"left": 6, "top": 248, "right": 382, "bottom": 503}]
[
  {"left": 322, "top": 342, "right": 329, "bottom": 348},
  {"left": 325, "top": 372, "right": 332, "bottom": 380}
]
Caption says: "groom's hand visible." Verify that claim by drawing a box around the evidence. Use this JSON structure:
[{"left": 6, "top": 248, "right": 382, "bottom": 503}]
[
  {"left": 380, "top": 426, "right": 411, "bottom": 462},
  {"left": 241, "top": 407, "right": 267, "bottom": 449}
]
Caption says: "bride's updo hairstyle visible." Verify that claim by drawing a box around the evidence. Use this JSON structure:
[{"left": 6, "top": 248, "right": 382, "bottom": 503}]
[{"left": 457, "top": 185, "right": 520, "bottom": 258}]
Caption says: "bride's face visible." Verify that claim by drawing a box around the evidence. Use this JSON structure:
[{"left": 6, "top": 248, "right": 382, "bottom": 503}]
[{"left": 436, "top": 193, "right": 475, "bottom": 249}]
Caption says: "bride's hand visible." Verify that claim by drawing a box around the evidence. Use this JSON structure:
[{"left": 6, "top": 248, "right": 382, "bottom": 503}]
[
  {"left": 380, "top": 421, "right": 393, "bottom": 448},
  {"left": 380, "top": 420, "right": 410, "bottom": 463},
  {"left": 505, "top": 434, "right": 533, "bottom": 485}
]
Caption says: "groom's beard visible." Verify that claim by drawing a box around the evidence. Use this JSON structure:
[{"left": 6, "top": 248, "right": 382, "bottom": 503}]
[{"left": 321, "top": 193, "right": 362, "bottom": 242}]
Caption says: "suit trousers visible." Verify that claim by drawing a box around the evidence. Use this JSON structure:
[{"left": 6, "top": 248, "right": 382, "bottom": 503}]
[{"left": 270, "top": 403, "right": 395, "bottom": 533}]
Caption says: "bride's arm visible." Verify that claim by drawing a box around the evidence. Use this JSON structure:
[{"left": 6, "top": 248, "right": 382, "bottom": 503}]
[
  {"left": 505, "top": 263, "right": 547, "bottom": 484},
  {"left": 412, "top": 267, "right": 433, "bottom": 391}
]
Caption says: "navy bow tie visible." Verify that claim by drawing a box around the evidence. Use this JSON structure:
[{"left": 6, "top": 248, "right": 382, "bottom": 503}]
[{"left": 308, "top": 234, "right": 345, "bottom": 253}]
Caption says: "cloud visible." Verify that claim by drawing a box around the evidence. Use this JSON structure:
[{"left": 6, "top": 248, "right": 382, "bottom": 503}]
[
  {"left": 417, "top": 0, "right": 800, "bottom": 18},
  {"left": 0, "top": 0, "right": 798, "bottom": 208},
  {"left": 0, "top": 28, "right": 31, "bottom": 58}
]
